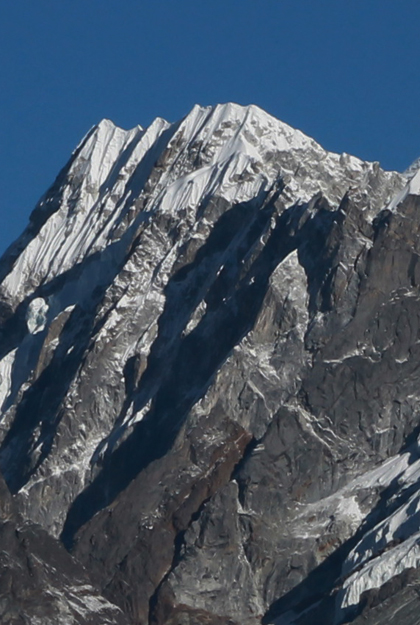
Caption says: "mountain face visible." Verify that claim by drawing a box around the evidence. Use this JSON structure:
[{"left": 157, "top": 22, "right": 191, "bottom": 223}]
[{"left": 1, "top": 102, "right": 420, "bottom": 625}]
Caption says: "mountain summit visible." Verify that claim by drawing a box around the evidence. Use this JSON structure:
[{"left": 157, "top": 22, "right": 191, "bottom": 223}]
[{"left": 0, "top": 103, "right": 420, "bottom": 625}]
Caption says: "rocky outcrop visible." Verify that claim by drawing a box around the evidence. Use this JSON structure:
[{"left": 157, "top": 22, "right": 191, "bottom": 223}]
[
  {"left": 1, "top": 103, "right": 420, "bottom": 624},
  {"left": 0, "top": 471, "right": 129, "bottom": 625}
]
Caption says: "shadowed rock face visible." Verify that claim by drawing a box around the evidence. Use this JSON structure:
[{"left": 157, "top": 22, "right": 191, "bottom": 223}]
[{"left": 1, "top": 103, "right": 420, "bottom": 624}]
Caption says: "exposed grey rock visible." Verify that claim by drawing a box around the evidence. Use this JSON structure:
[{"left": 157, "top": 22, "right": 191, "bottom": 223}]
[{"left": 0, "top": 470, "right": 129, "bottom": 625}]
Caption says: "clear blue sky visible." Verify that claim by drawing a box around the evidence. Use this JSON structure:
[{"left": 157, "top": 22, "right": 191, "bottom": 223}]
[{"left": 1, "top": 0, "right": 420, "bottom": 254}]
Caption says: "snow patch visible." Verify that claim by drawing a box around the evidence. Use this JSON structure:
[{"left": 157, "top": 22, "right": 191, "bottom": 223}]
[
  {"left": 26, "top": 297, "right": 49, "bottom": 334},
  {"left": 388, "top": 167, "right": 420, "bottom": 211},
  {"left": 340, "top": 533, "right": 420, "bottom": 609},
  {"left": 0, "top": 348, "right": 17, "bottom": 409}
]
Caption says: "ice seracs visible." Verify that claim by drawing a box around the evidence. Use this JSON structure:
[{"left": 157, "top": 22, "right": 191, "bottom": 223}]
[{"left": 26, "top": 297, "right": 49, "bottom": 334}]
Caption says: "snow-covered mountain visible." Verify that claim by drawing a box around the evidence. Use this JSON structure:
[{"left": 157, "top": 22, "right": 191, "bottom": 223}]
[{"left": 1, "top": 102, "right": 420, "bottom": 625}]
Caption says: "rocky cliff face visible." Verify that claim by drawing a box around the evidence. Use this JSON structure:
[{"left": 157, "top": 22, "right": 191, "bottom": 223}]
[
  {"left": 1, "top": 103, "right": 420, "bottom": 624},
  {"left": 0, "top": 471, "right": 129, "bottom": 625}
]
